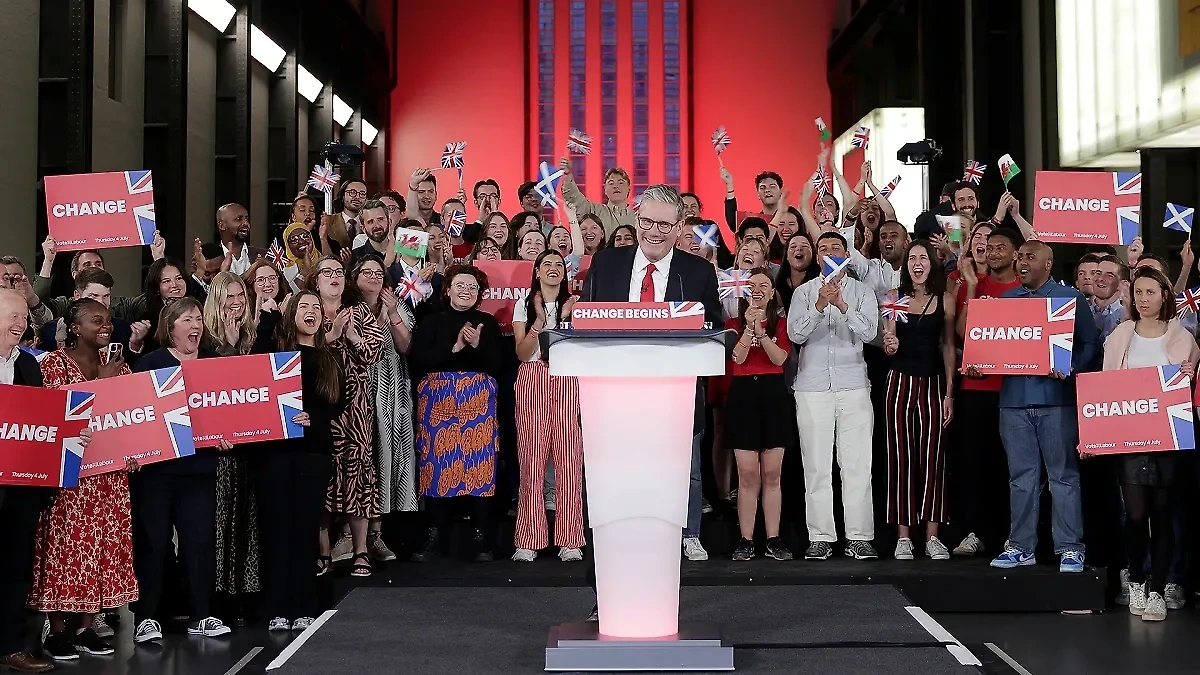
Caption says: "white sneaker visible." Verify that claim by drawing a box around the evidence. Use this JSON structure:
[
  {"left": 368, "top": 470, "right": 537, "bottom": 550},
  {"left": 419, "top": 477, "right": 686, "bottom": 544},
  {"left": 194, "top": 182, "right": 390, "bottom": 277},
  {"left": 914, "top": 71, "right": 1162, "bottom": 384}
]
[
  {"left": 511, "top": 548, "right": 537, "bottom": 562},
  {"left": 1128, "top": 582, "right": 1147, "bottom": 616},
  {"left": 1115, "top": 569, "right": 1131, "bottom": 605},
  {"left": 292, "top": 617, "right": 315, "bottom": 631},
  {"left": 92, "top": 612, "right": 114, "bottom": 638},
  {"left": 1142, "top": 592, "right": 1167, "bottom": 621},
  {"left": 894, "top": 538, "right": 915, "bottom": 560},
  {"left": 1164, "top": 583, "right": 1186, "bottom": 610},
  {"left": 268, "top": 617, "right": 290, "bottom": 632},
  {"left": 331, "top": 534, "right": 353, "bottom": 563},
  {"left": 682, "top": 537, "right": 708, "bottom": 561},
  {"left": 188, "top": 617, "right": 232, "bottom": 637},
  {"left": 925, "top": 537, "right": 950, "bottom": 560},
  {"left": 134, "top": 619, "right": 162, "bottom": 644},
  {"left": 558, "top": 547, "right": 583, "bottom": 562},
  {"left": 953, "top": 532, "right": 983, "bottom": 556}
]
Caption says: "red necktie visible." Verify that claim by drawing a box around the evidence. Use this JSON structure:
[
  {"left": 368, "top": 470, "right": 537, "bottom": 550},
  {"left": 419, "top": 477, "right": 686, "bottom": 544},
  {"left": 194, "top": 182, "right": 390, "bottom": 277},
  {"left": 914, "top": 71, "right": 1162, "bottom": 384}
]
[{"left": 640, "top": 263, "right": 657, "bottom": 302}]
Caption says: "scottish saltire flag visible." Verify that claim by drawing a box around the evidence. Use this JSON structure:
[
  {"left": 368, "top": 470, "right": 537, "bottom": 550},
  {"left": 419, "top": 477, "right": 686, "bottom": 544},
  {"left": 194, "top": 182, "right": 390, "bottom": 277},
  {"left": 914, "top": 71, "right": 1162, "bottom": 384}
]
[
  {"left": 447, "top": 210, "right": 467, "bottom": 237},
  {"left": 717, "top": 268, "right": 752, "bottom": 300},
  {"left": 711, "top": 126, "right": 731, "bottom": 154},
  {"left": 567, "top": 129, "right": 592, "bottom": 155},
  {"left": 693, "top": 221, "right": 720, "bottom": 249},
  {"left": 880, "top": 295, "right": 911, "bottom": 323},
  {"left": 60, "top": 390, "right": 95, "bottom": 488},
  {"left": 441, "top": 141, "right": 466, "bottom": 169},
  {"left": 821, "top": 255, "right": 850, "bottom": 282},
  {"left": 962, "top": 160, "right": 987, "bottom": 185},
  {"left": 668, "top": 302, "right": 705, "bottom": 318},
  {"left": 1176, "top": 286, "right": 1200, "bottom": 316},
  {"left": 396, "top": 266, "right": 433, "bottom": 306},
  {"left": 879, "top": 175, "right": 901, "bottom": 198},
  {"left": 270, "top": 351, "right": 305, "bottom": 439},
  {"left": 851, "top": 126, "right": 870, "bottom": 149},
  {"left": 307, "top": 162, "right": 340, "bottom": 193},
  {"left": 266, "top": 240, "right": 287, "bottom": 266},
  {"left": 815, "top": 117, "right": 831, "bottom": 142},
  {"left": 535, "top": 161, "right": 565, "bottom": 209},
  {"left": 1164, "top": 203, "right": 1194, "bottom": 233},
  {"left": 1047, "top": 297, "right": 1076, "bottom": 374}
]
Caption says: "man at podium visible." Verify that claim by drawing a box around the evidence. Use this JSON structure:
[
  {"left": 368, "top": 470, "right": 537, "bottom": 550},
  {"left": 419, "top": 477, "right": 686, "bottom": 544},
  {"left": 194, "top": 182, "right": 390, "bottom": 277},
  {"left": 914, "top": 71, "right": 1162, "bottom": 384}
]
[{"left": 579, "top": 183, "right": 723, "bottom": 608}]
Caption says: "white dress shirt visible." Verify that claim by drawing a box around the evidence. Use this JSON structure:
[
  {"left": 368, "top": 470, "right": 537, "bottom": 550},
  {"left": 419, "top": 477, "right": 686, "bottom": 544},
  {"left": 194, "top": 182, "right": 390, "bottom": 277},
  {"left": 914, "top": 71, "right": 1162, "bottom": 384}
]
[
  {"left": 222, "top": 243, "right": 252, "bottom": 276},
  {"left": 0, "top": 345, "right": 20, "bottom": 385},
  {"left": 849, "top": 249, "right": 901, "bottom": 295},
  {"left": 629, "top": 247, "right": 674, "bottom": 303},
  {"left": 787, "top": 275, "right": 879, "bottom": 392}
]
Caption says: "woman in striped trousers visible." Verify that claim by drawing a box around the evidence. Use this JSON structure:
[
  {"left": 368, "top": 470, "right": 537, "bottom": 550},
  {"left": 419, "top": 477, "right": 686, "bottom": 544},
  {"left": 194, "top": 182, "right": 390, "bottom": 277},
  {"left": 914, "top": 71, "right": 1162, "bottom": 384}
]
[
  {"left": 880, "top": 240, "right": 957, "bottom": 561},
  {"left": 510, "top": 250, "right": 585, "bottom": 562}
]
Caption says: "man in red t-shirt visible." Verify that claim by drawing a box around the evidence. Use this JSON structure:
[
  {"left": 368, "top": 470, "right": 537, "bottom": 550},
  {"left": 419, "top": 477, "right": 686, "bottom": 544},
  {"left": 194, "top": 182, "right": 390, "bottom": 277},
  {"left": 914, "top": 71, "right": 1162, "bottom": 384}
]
[{"left": 952, "top": 227, "right": 1023, "bottom": 557}]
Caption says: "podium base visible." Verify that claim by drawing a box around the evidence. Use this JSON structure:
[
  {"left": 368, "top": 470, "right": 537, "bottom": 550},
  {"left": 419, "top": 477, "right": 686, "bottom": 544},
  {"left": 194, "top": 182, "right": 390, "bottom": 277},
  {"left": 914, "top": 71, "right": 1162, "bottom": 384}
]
[{"left": 544, "top": 622, "right": 733, "bottom": 672}]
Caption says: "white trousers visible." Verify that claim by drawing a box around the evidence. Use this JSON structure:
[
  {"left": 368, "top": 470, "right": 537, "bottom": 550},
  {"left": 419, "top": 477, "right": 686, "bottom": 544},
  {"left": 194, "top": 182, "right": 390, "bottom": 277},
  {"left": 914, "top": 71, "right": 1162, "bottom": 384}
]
[{"left": 794, "top": 388, "right": 875, "bottom": 542}]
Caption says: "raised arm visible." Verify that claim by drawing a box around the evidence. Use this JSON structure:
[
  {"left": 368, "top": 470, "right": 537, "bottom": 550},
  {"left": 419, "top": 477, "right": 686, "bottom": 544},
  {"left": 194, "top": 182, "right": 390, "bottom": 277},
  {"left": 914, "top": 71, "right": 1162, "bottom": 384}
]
[
  {"left": 863, "top": 162, "right": 897, "bottom": 221},
  {"left": 559, "top": 157, "right": 598, "bottom": 216}
]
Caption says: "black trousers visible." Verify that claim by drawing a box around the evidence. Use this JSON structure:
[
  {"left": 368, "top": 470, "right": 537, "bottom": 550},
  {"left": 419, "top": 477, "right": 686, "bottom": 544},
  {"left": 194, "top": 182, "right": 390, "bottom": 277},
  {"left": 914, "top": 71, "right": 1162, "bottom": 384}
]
[
  {"left": 0, "top": 489, "right": 45, "bottom": 655},
  {"left": 130, "top": 470, "right": 218, "bottom": 624},
  {"left": 952, "top": 389, "right": 1010, "bottom": 547},
  {"left": 251, "top": 450, "right": 329, "bottom": 621}
]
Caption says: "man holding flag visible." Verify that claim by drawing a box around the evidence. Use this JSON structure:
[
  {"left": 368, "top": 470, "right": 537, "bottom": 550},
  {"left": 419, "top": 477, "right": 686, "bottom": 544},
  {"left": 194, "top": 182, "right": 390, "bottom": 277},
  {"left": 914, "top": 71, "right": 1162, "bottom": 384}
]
[{"left": 558, "top": 157, "right": 636, "bottom": 236}]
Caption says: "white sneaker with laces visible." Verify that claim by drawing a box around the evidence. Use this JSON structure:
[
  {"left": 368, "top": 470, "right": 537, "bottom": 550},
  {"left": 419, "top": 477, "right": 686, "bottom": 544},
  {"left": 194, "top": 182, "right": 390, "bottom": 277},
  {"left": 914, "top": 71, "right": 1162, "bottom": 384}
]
[
  {"left": 1128, "top": 582, "right": 1147, "bottom": 616},
  {"left": 331, "top": 534, "right": 353, "bottom": 563},
  {"left": 511, "top": 548, "right": 537, "bottom": 562},
  {"left": 134, "top": 619, "right": 162, "bottom": 644},
  {"left": 682, "top": 537, "right": 708, "bottom": 561},
  {"left": 268, "top": 617, "right": 290, "bottom": 632},
  {"left": 188, "top": 617, "right": 232, "bottom": 637},
  {"left": 292, "top": 617, "right": 315, "bottom": 631},
  {"left": 1142, "top": 592, "right": 1168, "bottom": 621},
  {"left": 893, "top": 538, "right": 914, "bottom": 560},
  {"left": 952, "top": 532, "right": 983, "bottom": 556},
  {"left": 1115, "top": 569, "right": 1131, "bottom": 605},
  {"left": 92, "top": 613, "right": 114, "bottom": 638},
  {"left": 926, "top": 537, "right": 950, "bottom": 560},
  {"left": 1164, "top": 583, "right": 1186, "bottom": 610},
  {"left": 558, "top": 547, "right": 583, "bottom": 562},
  {"left": 367, "top": 532, "right": 397, "bottom": 562}
]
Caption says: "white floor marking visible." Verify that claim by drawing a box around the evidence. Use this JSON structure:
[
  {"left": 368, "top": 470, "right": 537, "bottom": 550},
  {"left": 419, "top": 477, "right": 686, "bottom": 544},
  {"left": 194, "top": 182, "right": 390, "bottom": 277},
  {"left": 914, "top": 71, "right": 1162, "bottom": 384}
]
[
  {"left": 905, "top": 606, "right": 982, "bottom": 667},
  {"left": 985, "top": 642, "right": 1034, "bottom": 675},
  {"left": 266, "top": 610, "right": 338, "bottom": 671},
  {"left": 223, "top": 646, "right": 263, "bottom": 675}
]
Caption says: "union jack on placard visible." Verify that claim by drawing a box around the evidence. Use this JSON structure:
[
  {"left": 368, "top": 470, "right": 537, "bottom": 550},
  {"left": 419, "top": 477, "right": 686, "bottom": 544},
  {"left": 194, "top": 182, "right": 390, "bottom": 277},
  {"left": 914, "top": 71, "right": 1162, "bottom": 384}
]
[
  {"left": 1160, "top": 364, "right": 1196, "bottom": 449},
  {"left": 18, "top": 346, "right": 49, "bottom": 363},
  {"left": 962, "top": 160, "right": 987, "bottom": 185},
  {"left": 278, "top": 388, "right": 305, "bottom": 440},
  {"left": 121, "top": 170, "right": 157, "bottom": 245},
  {"left": 1159, "top": 363, "right": 1191, "bottom": 392},
  {"left": 149, "top": 366, "right": 192, "bottom": 459},
  {"left": 851, "top": 126, "right": 870, "bottom": 149},
  {"left": 1175, "top": 286, "right": 1200, "bottom": 316},
  {"left": 669, "top": 302, "right": 705, "bottom": 318},
  {"left": 1047, "top": 297, "right": 1076, "bottom": 374},
  {"left": 441, "top": 141, "right": 466, "bottom": 169},
  {"left": 567, "top": 129, "right": 592, "bottom": 155},
  {"left": 717, "top": 268, "right": 752, "bottom": 300},
  {"left": 271, "top": 351, "right": 302, "bottom": 380},
  {"left": 880, "top": 294, "right": 911, "bottom": 323},
  {"left": 60, "top": 390, "right": 95, "bottom": 488},
  {"left": 151, "top": 365, "right": 186, "bottom": 397},
  {"left": 1113, "top": 172, "right": 1142, "bottom": 245},
  {"left": 307, "top": 162, "right": 340, "bottom": 193}
]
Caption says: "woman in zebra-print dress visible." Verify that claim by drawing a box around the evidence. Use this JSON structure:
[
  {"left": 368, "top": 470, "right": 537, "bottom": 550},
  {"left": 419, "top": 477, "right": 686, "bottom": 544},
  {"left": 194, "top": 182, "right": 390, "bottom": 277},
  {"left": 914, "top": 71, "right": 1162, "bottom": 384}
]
[{"left": 307, "top": 255, "right": 386, "bottom": 577}]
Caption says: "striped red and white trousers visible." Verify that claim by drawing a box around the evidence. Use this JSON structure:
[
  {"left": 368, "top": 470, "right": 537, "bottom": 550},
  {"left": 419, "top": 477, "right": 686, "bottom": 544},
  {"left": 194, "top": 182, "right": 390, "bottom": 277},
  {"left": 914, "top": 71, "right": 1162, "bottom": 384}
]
[
  {"left": 884, "top": 371, "right": 947, "bottom": 527},
  {"left": 513, "top": 360, "right": 585, "bottom": 550}
]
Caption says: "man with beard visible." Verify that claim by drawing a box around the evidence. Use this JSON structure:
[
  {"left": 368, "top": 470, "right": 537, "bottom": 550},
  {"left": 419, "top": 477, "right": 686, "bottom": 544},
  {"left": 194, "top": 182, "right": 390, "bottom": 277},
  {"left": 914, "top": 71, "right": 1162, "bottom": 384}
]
[
  {"left": 560, "top": 158, "right": 636, "bottom": 236},
  {"left": 377, "top": 190, "right": 406, "bottom": 231},
  {"left": 989, "top": 240, "right": 1098, "bottom": 573},
  {"left": 350, "top": 201, "right": 399, "bottom": 276},
  {"left": 951, "top": 228, "right": 1023, "bottom": 557},
  {"left": 1090, "top": 254, "right": 1127, "bottom": 341},
  {"left": 322, "top": 179, "right": 369, "bottom": 255},
  {"left": 405, "top": 169, "right": 441, "bottom": 227},
  {"left": 951, "top": 182, "right": 981, "bottom": 224},
  {"left": 216, "top": 203, "right": 266, "bottom": 275},
  {"left": 720, "top": 167, "right": 785, "bottom": 233},
  {"left": 848, "top": 220, "right": 907, "bottom": 295}
]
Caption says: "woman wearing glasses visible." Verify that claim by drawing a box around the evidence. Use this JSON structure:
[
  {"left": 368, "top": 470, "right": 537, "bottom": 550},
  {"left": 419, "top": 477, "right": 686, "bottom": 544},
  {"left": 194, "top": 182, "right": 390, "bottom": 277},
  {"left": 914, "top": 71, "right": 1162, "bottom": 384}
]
[{"left": 410, "top": 265, "right": 504, "bottom": 563}]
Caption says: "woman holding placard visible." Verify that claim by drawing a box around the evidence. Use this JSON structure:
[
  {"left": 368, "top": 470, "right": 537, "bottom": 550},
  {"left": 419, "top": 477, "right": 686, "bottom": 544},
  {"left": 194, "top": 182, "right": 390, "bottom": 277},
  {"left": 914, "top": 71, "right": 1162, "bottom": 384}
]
[{"left": 1097, "top": 266, "right": 1199, "bottom": 622}]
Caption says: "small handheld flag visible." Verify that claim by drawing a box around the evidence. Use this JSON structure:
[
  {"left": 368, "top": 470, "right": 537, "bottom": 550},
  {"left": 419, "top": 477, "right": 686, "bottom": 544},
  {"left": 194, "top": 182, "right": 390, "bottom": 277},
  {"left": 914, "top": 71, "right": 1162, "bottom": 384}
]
[
  {"left": 1176, "top": 286, "right": 1200, "bottom": 316},
  {"left": 998, "top": 154, "right": 1021, "bottom": 185},
  {"left": 962, "top": 160, "right": 987, "bottom": 185},
  {"left": 394, "top": 228, "right": 430, "bottom": 258},
  {"left": 879, "top": 175, "right": 901, "bottom": 198},
  {"left": 266, "top": 240, "right": 287, "bottom": 266},
  {"left": 567, "top": 129, "right": 592, "bottom": 155},
  {"left": 821, "top": 255, "right": 850, "bottom": 282},
  {"left": 1164, "top": 203, "right": 1194, "bottom": 234},
  {"left": 712, "top": 126, "right": 731, "bottom": 167},
  {"left": 851, "top": 126, "right": 870, "bottom": 149},
  {"left": 534, "top": 161, "right": 565, "bottom": 209},
  {"left": 307, "top": 161, "right": 340, "bottom": 193},
  {"left": 717, "top": 268, "right": 753, "bottom": 300},
  {"left": 880, "top": 294, "right": 912, "bottom": 323},
  {"left": 395, "top": 266, "right": 433, "bottom": 306},
  {"left": 447, "top": 210, "right": 467, "bottom": 237},
  {"left": 815, "top": 117, "right": 831, "bottom": 142},
  {"left": 936, "top": 214, "right": 964, "bottom": 243},
  {"left": 693, "top": 221, "right": 720, "bottom": 249},
  {"left": 441, "top": 141, "right": 466, "bottom": 169}
]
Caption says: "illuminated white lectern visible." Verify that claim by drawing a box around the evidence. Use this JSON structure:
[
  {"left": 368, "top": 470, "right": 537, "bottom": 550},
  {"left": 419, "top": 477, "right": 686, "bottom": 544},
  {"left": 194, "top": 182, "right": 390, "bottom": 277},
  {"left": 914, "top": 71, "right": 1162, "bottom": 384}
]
[{"left": 542, "top": 324, "right": 734, "bottom": 672}]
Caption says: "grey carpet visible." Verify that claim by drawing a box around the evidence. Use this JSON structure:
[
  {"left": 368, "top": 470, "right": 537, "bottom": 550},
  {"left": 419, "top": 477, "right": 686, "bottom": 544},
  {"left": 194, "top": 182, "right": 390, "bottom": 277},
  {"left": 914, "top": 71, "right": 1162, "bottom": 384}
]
[{"left": 275, "top": 586, "right": 968, "bottom": 675}]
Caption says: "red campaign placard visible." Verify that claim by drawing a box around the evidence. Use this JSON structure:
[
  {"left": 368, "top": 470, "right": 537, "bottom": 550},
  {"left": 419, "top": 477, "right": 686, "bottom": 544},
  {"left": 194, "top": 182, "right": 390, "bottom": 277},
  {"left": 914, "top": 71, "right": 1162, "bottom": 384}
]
[
  {"left": 569, "top": 302, "right": 706, "bottom": 330},
  {"left": 1031, "top": 171, "right": 1141, "bottom": 245},
  {"left": 568, "top": 255, "right": 592, "bottom": 296},
  {"left": 1077, "top": 365, "right": 1195, "bottom": 455},
  {"left": 475, "top": 260, "right": 534, "bottom": 331},
  {"left": 181, "top": 352, "right": 304, "bottom": 448},
  {"left": 0, "top": 384, "right": 92, "bottom": 488},
  {"left": 79, "top": 367, "right": 196, "bottom": 477},
  {"left": 43, "top": 171, "right": 156, "bottom": 251},
  {"left": 961, "top": 297, "right": 1076, "bottom": 375}
]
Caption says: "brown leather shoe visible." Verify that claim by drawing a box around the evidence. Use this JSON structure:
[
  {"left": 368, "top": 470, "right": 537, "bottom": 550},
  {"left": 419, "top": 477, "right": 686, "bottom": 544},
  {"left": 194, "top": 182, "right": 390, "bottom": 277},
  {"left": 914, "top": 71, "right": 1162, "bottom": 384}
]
[{"left": 0, "top": 651, "right": 54, "bottom": 673}]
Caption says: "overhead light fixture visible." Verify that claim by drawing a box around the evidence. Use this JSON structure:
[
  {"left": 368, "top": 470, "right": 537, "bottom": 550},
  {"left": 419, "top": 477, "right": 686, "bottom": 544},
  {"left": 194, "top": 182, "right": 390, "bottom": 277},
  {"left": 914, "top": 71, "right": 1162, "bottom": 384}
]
[
  {"left": 361, "top": 120, "right": 378, "bottom": 145},
  {"left": 332, "top": 95, "right": 353, "bottom": 127},
  {"left": 297, "top": 65, "right": 322, "bottom": 103},
  {"left": 249, "top": 25, "right": 285, "bottom": 72},
  {"left": 187, "top": 0, "right": 235, "bottom": 32}
]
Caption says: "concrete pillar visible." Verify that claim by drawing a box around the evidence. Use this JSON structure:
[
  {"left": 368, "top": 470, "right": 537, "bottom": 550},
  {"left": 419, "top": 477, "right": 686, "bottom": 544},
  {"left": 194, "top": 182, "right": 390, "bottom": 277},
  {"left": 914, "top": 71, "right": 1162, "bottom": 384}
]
[
  {"left": 186, "top": 14, "right": 218, "bottom": 258},
  {"left": 0, "top": 1, "right": 41, "bottom": 262}
]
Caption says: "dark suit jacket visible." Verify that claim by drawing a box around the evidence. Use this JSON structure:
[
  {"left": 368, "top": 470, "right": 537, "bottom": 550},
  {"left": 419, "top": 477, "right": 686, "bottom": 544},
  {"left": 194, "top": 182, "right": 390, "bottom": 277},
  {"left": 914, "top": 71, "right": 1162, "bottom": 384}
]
[
  {"left": 581, "top": 245, "right": 722, "bottom": 435},
  {"left": 0, "top": 350, "right": 51, "bottom": 509}
]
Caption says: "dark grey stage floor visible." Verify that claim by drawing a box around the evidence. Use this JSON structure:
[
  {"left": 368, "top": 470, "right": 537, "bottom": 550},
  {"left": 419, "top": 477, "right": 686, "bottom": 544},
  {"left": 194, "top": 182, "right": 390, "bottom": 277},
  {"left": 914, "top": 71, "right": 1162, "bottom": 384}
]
[{"left": 271, "top": 586, "right": 972, "bottom": 675}]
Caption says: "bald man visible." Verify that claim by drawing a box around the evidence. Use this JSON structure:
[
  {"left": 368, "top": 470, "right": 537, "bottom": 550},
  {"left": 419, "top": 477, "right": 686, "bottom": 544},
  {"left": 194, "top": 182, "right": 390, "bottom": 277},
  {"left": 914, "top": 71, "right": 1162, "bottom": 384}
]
[
  {"left": 989, "top": 240, "right": 1099, "bottom": 573},
  {"left": 216, "top": 203, "right": 267, "bottom": 275}
]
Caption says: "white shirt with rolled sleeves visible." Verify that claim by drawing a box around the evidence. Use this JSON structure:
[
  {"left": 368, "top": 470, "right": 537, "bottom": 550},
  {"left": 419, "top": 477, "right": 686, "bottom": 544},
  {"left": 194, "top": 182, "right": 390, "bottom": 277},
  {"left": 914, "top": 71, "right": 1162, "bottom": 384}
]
[{"left": 787, "top": 275, "right": 879, "bottom": 392}]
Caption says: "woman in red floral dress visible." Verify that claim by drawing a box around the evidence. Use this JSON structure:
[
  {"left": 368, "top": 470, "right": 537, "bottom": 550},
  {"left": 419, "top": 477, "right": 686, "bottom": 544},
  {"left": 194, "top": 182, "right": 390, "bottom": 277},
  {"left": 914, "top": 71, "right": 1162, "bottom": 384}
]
[{"left": 28, "top": 299, "right": 140, "bottom": 661}]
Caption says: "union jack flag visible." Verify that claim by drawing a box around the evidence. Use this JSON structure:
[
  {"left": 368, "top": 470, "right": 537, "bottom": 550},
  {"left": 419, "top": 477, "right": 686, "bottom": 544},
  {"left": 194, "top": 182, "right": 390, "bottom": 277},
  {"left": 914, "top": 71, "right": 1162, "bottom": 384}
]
[
  {"left": 880, "top": 294, "right": 911, "bottom": 323},
  {"left": 1158, "top": 364, "right": 1196, "bottom": 449},
  {"left": 441, "top": 141, "right": 466, "bottom": 169},
  {"left": 711, "top": 126, "right": 731, "bottom": 154},
  {"left": 668, "top": 301, "right": 705, "bottom": 318},
  {"left": 149, "top": 366, "right": 192, "bottom": 458},
  {"left": 1047, "top": 297, "right": 1076, "bottom": 374},
  {"left": 271, "top": 351, "right": 302, "bottom": 380},
  {"left": 123, "top": 170, "right": 157, "bottom": 245},
  {"left": 396, "top": 266, "right": 433, "bottom": 306},
  {"left": 1176, "top": 286, "right": 1200, "bottom": 316},
  {"left": 851, "top": 126, "right": 870, "bottom": 149},
  {"left": 879, "top": 175, "right": 901, "bottom": 198},
  {"left": 1112, "top": 172, "right": 1142, "bottom": 244},
  {"left": 717, "top": 268, "right": 752, "bottom": 300},
  {"left": 151, "top": 366, "right": 186, "bottom": 397},
  {"left": 1159, "top": 362, "right": 1191, "bottom": 392},
  {"left": 962, "top": 160, "right": 987, "bottom": 185},
  {"left": 447, "top": 210, "right": 467, "bottom": 237},
  {"left": 307, "top": 162, "right": 340, "bottom": 193},
  {"left": 60, "top": 390, "right": 95, "bottom": 487},
  {"left": 269, "top": 351, "right": 304, "bottom": 439},
  {"left": 266, "top": 240, "right": 287, "bottom": 266},
  {"left": 567, "top": 129, "right": 592, "bottom": 155}
]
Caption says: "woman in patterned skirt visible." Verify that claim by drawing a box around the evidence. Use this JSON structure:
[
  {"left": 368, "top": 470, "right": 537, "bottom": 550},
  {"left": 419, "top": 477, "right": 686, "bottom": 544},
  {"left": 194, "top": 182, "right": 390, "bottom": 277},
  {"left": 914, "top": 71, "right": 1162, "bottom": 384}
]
[
  {"left": 410, "top": 265, "right": 504, "bottom": 563},
  {"left": 350, "top": 254, "right": 417, "bottom": 564},
  {"left": 308, "top": 256, "right": 385, "bottom": 577},
  {"left": 29, "top": 299, "right": 136, "bottom": 661}
]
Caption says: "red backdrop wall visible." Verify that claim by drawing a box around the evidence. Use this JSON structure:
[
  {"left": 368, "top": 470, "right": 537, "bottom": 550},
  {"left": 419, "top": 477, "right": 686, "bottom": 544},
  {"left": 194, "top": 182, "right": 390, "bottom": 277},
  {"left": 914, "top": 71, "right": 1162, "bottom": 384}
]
[{"left": 390, "top": 0, "right": 835, "bottom": 220}]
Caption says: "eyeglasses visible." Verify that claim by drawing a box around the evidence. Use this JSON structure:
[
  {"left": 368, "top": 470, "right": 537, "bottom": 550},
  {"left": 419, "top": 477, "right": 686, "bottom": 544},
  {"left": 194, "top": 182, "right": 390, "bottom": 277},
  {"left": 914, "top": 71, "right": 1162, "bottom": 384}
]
[
  {"left": 359, "top": 269, "right": 386, "bottom": 280},
  {"left": 254, "top": 275, "right": 277, "bottom": 285},
  {"left": 637, "top": 217, "right": 677, "bottom": 234},
  {"left": 317, "top": 268, "right": 343, "bottom": 278},
  {"left": 452, "top": 282, "right": 480, "bottom": 292},
  {"left": 343, "top": 189, "right": 366, "bottom": 199}
]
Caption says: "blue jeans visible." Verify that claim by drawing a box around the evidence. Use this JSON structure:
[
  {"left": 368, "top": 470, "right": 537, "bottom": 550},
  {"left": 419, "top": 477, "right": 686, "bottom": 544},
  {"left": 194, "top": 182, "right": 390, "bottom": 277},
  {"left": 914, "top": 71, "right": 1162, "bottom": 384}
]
[
  {"left": 998, "top": 407, "right": 1085, "bottom": 555},
  {"left": 684, "top": 431, "right": 703, "bottom": 538}
]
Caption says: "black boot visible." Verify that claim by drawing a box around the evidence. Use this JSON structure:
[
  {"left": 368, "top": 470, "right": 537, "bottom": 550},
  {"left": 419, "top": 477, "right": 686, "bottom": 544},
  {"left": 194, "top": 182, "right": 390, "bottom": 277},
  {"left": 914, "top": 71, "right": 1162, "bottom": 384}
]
[
  {"left": 410, "top": 527, "right": 440, "bottom": 562},
  {"left": 472, "top": 528, "right": 493, "bottom": 562}
]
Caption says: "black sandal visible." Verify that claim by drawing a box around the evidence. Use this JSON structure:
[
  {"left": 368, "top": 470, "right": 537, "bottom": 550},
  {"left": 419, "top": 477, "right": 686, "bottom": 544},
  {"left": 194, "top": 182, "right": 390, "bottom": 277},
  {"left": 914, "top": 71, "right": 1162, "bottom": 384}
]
[
  {"left": 350, "top": 553, "right": 372, "bottom": 578},
  {"left": 316, "top": 555, "right": 332, "bottom": 577}
]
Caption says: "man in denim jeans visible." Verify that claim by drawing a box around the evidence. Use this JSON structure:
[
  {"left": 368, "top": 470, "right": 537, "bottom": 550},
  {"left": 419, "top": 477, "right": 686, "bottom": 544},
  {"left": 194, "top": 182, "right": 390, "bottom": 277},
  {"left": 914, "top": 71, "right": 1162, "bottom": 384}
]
[{"left": 989, "top": 241, "right": 1100, "bottom": 573}]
